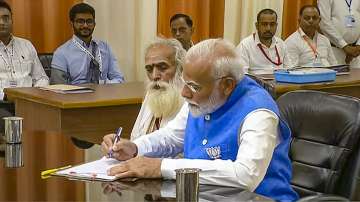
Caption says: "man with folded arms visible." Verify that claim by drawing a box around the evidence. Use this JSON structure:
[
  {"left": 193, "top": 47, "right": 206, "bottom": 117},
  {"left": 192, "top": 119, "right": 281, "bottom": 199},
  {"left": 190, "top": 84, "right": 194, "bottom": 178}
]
[
  {"left": 130, "top": 38, "right": 186, "bottom": 140},
  {"left": 101, "top": 39, "right": 298, "bottom": 201},
  {"left": 236, "top": 9, "right": 293, "bottom": 74},
  {"left": 318, "top": 0, "right": 360, "bottom": 67},
  {"left": 285, "top": 5, "right": 337, "bottom": 67}
]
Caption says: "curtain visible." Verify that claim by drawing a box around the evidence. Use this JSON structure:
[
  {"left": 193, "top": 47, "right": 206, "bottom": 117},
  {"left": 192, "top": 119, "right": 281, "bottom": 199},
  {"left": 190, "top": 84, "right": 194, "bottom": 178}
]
[
  {"left": 157, "top": 0, "right": 225, "bottom": 43},
  {"left": 85, "top": 0, "right": 158, "bottom": 82},
  {"left": 6, "top": 0, "right": 81, "bottom": 53},
  {"left": 224, "top": 0, "right": 284, "bottom": 46},
  {"left": 282, "top": 0, "right": 317, "bottom": 39}
]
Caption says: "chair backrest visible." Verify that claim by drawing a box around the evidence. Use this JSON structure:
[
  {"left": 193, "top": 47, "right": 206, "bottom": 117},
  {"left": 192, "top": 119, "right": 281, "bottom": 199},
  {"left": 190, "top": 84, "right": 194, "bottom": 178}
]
[
  {"left": 277, "top": 90, "right": 360, "bottom": 200},
  {"left": 37, "top": 53, "right": 53, "bottom": 78}
]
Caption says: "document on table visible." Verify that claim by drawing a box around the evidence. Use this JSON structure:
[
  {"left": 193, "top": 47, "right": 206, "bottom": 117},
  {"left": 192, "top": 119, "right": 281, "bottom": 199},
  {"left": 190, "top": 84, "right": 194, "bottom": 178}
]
[{"left": 53, "top": 157, "right": 121, "bottom": 181}]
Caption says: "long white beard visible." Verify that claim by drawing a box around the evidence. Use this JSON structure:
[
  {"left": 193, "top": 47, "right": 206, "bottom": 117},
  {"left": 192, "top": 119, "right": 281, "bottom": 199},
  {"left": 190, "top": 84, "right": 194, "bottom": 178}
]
[
  {"left": 187, "top": 87, "right": 226, "bottom": 117},
  {"left": 146, "top": 78, "right": 183, "bottom": 118}
]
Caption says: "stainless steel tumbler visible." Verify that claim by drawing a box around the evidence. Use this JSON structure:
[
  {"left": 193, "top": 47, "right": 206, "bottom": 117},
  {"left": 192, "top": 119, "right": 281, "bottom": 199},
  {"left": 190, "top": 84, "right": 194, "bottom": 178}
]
[
  {"left": 3, "top": 117, "right": 23, "bottom": 143},
  {"left": 5, "top": 143, "right": 23, "bottom": 168},
  {"left": 175, "top": 168, "right": 201, "bottom": 202}
]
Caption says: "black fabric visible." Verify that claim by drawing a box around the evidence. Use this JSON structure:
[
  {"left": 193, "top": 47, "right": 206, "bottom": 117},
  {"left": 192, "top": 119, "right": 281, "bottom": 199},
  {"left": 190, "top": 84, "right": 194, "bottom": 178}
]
[
  {"left": 70, "top": 137, "right": 94, "bottom": 149},
  {"left": 276, "top": 90, "right": 360, "bottom": 200},
  {"left": 0, "top": 101, "right": 15, "bottom": 133},
  {"left": 37, "top": 53, "right": 53, "bottom": 77}
]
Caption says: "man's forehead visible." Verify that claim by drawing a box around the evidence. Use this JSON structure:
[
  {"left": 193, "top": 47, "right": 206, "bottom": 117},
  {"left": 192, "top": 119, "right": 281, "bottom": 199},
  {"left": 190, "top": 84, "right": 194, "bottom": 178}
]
[
  {"left": 258, "top": 13, "right": 277, "bottom": 22},
  {"left": 0, "top": 7, "right": 11, "bottom": 16},
  {"left": 301, "top": 8, "right": 320, "bottom": 16},
  {"left": 145, "top": 46, "right": 174, "bottom": 63},
  {"left": 75, "top": 13, "right": 94, "bottom": 19},
  {"left": 171, "top": 18, "right": 189, "bottom": 27}
]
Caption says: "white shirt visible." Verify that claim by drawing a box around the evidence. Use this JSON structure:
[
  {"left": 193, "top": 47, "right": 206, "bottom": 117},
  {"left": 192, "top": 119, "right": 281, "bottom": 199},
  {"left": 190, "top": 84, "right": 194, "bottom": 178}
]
[
  {"left": 236, "top": 32, "right": 293, "bottom": 74},
  {"left": 133, "top": 103, "right": 279, "bottom": 192},
  {"left": 0, "top": 36, "right": 49, "bottom": 99},
  {"left": 318, "top": 0, "right": 360, "bottom": 48},
  {"left": 130, "top": 93, "right": 182, "bottom": 140},
  {"left": 285, "top": 28, "right": 338, "bottom": 67}
]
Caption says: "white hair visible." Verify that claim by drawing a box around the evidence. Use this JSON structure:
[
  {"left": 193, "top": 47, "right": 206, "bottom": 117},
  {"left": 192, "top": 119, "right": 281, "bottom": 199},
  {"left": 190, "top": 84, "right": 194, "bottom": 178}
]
[
  {"left": 185, "top": 38, "right": 244, "bottom": 81},
  {"left": 145, "top": 37, "right": 186, "bottom": 77}
]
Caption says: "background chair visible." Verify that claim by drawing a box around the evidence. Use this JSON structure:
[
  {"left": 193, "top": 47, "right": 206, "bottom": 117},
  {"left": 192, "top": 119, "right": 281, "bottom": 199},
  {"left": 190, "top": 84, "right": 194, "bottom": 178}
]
[
  {"left": 277, "top": 90, "right": 360, "bottom": 201},
  {"left": 37, "top": 53, "right": 53, "bottom": 78}
]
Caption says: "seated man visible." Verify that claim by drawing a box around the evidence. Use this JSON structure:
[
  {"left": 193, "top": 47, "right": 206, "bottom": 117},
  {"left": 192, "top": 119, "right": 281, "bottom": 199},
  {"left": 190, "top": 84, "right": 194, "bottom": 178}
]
[
  {"left": 51, "top": 3, "right": 124, "bottom": 85},
  {"left": 131, "top": 38, "right": 186, "bottom": 140},
  {"left": 236, "top": 9, "right": 293, "bottom": 74},
  {"left": 101, "top": 39, "right": 298, "bottom": 201},
  {"left": 170, "top": 14, "right": 194, "bottom": 51},
  {"left": 0, "top": 1, "right": 48, "bottom": 137},
  {"left": 51, "top": 3, "right": 125, "bottom": 148},
  {"left": 285, "top": 5, "right": 337, "bottom": 67}
]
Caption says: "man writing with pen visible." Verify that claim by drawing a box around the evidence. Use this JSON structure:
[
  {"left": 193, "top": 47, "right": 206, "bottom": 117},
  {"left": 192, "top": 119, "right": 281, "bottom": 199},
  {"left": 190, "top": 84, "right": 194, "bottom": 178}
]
[{"left": 101, "top": 39, "right": 298, "bottom": 201}]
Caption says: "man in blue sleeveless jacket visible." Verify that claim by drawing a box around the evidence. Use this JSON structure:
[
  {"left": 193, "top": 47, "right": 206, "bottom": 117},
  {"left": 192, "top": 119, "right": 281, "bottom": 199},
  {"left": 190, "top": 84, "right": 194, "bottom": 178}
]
[{"left": 101, "top": 39, "right": 298, "bottom": 201}]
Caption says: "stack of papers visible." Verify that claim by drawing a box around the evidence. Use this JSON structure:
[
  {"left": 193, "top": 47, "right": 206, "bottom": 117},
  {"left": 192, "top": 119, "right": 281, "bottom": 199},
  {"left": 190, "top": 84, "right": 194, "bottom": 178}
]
[
  {"left": 40, "top": 84, "right": 94, "bottom": 94},
  {"left": 54, "top": 157, "right": 121, "bottom": 181}
]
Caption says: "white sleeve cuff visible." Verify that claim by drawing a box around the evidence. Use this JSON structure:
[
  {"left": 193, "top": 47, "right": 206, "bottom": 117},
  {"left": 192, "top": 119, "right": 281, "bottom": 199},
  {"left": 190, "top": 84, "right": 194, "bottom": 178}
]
[
  {"left": 161, "top": 158, "right": 178, "bottom": 180},
  {"left": 133, "top": 138, "right": 147, "bottom": 156}
]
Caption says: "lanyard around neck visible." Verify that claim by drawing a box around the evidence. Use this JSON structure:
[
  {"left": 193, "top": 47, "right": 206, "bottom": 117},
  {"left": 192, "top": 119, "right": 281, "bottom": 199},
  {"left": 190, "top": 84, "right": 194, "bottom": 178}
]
[
  {"left": 72, "top": 38, "right": 103, "bottom": 71},
  {"left": 345, "top": 0, "right": 353, "bottom": 13},
  {"left": 298, "top": 29, "right": 318, "bottom": 58},
  {"left": 253, "top": 33, "right": 282, "bottom": 66},
  {"left": 0, "top": 42, "right": 16, "bottom": 79}
]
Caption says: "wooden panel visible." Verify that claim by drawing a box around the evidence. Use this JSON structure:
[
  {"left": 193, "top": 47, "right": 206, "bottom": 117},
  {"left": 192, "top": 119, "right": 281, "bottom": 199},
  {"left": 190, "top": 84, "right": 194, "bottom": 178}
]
[
  {"left": 5, "top": 0, "right": 81, "bottom": 53},
  {"left": 282, "top": 0, "right": 317, "bottom": 39},
  {"left": 61, "top": 104, "right": 141, "bottom": 143},
  {"left": 0, "top": 100, "right": 84, "bottom": 201},
  {"left": 157, "top": 0, "right": 224, "bottom": 43}
]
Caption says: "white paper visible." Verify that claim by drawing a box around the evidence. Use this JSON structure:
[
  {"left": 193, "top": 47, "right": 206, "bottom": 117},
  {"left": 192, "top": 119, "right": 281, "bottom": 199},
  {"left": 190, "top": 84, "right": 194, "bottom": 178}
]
[{"left": 56, "top": 157, "right": 121, "bottom": 181}]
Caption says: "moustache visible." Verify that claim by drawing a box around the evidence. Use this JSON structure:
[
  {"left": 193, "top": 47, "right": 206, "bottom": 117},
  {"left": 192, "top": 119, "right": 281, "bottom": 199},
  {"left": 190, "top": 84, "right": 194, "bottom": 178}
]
[
  {"left": 186, "top": 99, "right": 199, "bottom": 107},
  {"left": 147, "top": 81, "right": 169, "bottom": 91}
]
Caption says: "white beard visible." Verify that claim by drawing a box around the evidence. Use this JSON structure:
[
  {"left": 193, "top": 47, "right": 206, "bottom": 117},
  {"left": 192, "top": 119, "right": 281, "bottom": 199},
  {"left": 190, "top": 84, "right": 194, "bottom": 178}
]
[
  {"left": 146, "top": 77, "right": 183, "bottom": 119},
  {"left": 187, "top": 86, "right": 226, "bottom": 117}
]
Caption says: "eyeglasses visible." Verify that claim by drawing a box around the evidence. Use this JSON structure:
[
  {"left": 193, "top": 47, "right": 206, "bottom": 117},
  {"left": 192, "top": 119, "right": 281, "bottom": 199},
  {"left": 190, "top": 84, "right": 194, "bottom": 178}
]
[
  {"left": 74, "top": 19, "right": 95, "bottom": 26},
  {"left": 180, "top": 76, "right": 230, "bottom": 93}
]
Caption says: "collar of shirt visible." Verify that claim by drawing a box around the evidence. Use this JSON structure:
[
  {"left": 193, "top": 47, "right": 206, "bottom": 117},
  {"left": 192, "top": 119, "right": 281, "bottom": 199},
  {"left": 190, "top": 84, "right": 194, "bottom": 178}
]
[
  {"left": 0, "top": 35, "right": 15, "bottom": 50},
  {"left": 254, "top": 32, "right": 278, "bottom": 49},
  {"left": 298, "top": 27, "right": 319, "bottom": 43},
  {"left": 72, "top": 35, "right": 100, "bottom": 48}
]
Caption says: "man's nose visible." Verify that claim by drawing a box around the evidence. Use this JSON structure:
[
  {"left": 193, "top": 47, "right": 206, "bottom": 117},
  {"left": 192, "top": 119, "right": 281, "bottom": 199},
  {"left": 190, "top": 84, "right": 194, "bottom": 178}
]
[{"left": 152, "top": 68, "right": 161, "bottom": 81}]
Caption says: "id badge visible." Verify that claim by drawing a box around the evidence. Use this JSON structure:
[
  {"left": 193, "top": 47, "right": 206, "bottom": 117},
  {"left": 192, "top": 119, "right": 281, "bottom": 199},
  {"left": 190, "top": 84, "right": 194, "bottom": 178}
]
[
  {"left": 9, "top": 80, "right": 17, "bottom": 87},
  {"left": 345, "top": 15, "right": 356, "bottom": 27}
]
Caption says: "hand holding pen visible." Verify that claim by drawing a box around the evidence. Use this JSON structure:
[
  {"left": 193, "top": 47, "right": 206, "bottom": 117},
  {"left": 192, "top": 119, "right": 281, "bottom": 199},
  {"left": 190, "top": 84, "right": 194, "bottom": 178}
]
[
  {"left": 108, "top": 127, "right": 123, "bottom": 158},
  {"left": 101, "top": 128, "right": 138, "bottom": 161}
]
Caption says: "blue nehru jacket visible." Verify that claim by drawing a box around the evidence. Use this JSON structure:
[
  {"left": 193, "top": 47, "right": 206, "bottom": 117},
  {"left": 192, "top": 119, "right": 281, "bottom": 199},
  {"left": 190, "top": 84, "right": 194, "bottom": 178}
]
[{"left": 184, "top": 76, "right": 298, "bottom": 201}]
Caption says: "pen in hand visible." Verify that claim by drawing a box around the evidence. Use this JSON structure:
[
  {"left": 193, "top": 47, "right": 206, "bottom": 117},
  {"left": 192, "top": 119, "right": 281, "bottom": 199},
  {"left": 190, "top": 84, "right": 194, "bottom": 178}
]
[{"left": 108, "top": 127, "right": 123, "bottom": 158}]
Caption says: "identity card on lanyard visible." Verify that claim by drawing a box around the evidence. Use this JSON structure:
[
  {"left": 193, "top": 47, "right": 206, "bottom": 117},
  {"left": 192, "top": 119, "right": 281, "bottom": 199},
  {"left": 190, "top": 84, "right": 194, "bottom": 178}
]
[{"left": 345, "top": 0, "right": 356, "bottom": 27}]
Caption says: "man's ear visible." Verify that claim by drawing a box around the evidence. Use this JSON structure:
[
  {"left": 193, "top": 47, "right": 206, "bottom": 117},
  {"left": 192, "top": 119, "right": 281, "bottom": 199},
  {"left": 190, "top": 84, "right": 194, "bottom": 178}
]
[{"left": 222, "top": 77, "right": 236, "bottom": 96}]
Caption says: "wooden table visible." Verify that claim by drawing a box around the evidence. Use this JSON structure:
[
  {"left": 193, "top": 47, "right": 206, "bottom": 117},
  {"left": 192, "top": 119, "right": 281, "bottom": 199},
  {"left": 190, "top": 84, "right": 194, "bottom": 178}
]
[
  {"left": 0, "top": 82, "right": 144, "bottom": 201},
  {"left": 253, "top": 69, "right": 360, "bottom": 99},
  {"left": 4, "top": 82, "right": 144, "bottom": 143}
]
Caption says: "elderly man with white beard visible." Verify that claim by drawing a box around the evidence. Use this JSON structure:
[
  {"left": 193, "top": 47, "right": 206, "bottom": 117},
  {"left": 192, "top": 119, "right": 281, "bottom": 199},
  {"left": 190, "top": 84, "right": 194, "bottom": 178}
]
[
  {"left": 130, "top": 38, "right": 186, "bottom": 140},
  {"left": 101, "top": 39, "right": 298, "bottom": 202}
]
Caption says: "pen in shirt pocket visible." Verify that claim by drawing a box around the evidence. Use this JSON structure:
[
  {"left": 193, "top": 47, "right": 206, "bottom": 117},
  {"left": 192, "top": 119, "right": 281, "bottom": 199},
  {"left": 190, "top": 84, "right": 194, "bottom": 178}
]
[{"left": 108, "top": 127, "right": 123, "bottom": 158}]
